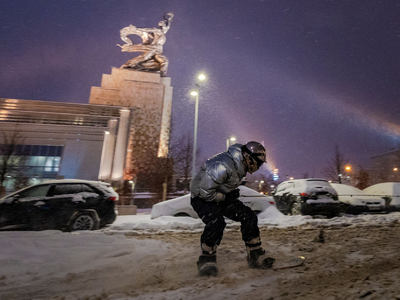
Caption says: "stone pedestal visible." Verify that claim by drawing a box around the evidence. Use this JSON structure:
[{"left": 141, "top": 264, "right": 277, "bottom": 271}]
[{"left": 89, "top": 68, "right": 173, "bottom": 179}]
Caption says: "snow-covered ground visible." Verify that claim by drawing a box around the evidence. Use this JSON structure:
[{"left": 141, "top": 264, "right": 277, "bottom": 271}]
[{"left": 2, "top": 207, "right": 400, "bottom": 299}]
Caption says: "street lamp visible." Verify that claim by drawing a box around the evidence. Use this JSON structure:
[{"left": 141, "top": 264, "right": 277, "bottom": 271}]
[
  {"left": 345, "top": 165, "right": 352, "bottom": 184},
  {"left": 226, "top": 137, "right": 236, "bottom": 150},
  {"left": 190, "top": 74, "right": 206, "bottom": 180},
  {"left": 259, "top": 180, "right": 264, "bottom": 192}
]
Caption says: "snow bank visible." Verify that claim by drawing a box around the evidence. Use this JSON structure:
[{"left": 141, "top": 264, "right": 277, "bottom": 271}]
[
  {"left": 108, "top": 210, "right": 400, "bottom": 233},
  {"left": 112, "top": 215, "right": 204, "bottom": 231}
]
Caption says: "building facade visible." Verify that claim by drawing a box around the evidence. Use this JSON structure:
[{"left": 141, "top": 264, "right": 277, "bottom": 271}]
[
  {"left": 369, "top": 149, "right": 400, "bottom": 184},
  {"left": 0, "top": 69, "right": 173, "bottom": 196},
  {"left": 0, "top": 98, "right": 128, "bottom": 193}
]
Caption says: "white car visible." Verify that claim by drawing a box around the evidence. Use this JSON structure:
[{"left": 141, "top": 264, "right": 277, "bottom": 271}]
[
  {"left": 330, "top": 183, "right": 385, "bottom": 214},
  {"left": 151, "top": 186, "right": 275, "bottom": 219},
  {"left": 364, "top": 182, "right": 400, "bottom": 211}
]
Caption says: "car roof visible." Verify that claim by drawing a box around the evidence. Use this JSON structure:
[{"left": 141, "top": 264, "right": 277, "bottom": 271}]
[
  {"left": 39, "top": 179, "right": 110, "bottom": 186},
  {"left": 331, "top": 183, "right": 363, "bottom": 194},
  {"left": 364, "top": 182, "right": 400, "bottom": 195},
  {"left": 0, "top": 179, "right": 112, "bottom": 200},
  {"left": 279, "top": 178, "right": 328, "bottom": 184}
]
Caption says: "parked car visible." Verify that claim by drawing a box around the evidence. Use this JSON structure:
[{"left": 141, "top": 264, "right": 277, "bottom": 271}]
[
  {"left": 364, "top": 182, "right": 400, "bottom": 211},
  {"left": 151, "top": 186, "right": 275, "bottom": 219},
  {"left": 330, "top": 183, "right": 385, "bottom": 214},
  {"left": 0, "top": 179, "right": 118, "bottom": 231},
  {"left": 273, "top": 178, "right": 342, "bottom": 217}
]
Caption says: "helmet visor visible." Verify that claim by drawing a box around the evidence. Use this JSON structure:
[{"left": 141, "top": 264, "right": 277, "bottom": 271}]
[{"left": 251, "top": 153, "right": 266, "bottom": 168}]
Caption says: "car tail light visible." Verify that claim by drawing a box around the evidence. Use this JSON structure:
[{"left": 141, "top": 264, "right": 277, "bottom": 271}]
[
  {"left": 269, "top": 201, "right": 275, "bottom": 205},
  {"left": 300, "top": 193, "right": 309, "bottom": 197},
  {"left": 108, "top": 196, "right": 118, "bottom": 201}
]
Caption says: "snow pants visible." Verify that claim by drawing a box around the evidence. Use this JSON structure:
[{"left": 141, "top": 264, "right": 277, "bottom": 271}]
[{"left": 191, "top": 196, "right": 260, "bottom": 249}]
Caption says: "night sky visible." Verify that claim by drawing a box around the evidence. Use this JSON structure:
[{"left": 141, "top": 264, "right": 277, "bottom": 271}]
[{"left": 1, "top": 0, "right": 399, "bottom": 180}]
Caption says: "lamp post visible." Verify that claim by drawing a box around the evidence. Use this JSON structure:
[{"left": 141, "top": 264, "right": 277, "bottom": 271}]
[
  {"left": 190, "top": 74, "right": 206, "bottom": 180},
  {"left": 259, "top": 180, "right": 264, "bottom": 192},
  {"left": 345, "top": 165, "right": 352, "bottom": 184},
  {"left": 226, "top": 137, "right": 236, "bottom": 150}
]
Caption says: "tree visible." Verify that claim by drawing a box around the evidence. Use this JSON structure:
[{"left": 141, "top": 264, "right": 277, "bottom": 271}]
[
  {"left": 354, "top": 166, "right": 370, "bottom": 190},
  {"left": 170, "top": 132, "right": 202, "bottom": 192},
  {"left": 132, "top": 132, "right": 202, "bottom": 197},
  {"left": 323, "top": 145, "right": 349, "bottom": 184},
  {"left": 0, "top": 128, "right": 26, "bottom": 197}
]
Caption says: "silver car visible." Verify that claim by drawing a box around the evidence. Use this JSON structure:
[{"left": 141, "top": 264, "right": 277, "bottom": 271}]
[{"left": 273, "top": 178, "right": 342, "bottom": 217}]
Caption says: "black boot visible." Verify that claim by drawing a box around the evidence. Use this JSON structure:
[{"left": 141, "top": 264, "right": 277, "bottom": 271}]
[
  {"left": 247, "top": 248, "right": 275, "bottom": 269},
  {"left": 197, "top": 254, "right": 218, "bottom": 276}
]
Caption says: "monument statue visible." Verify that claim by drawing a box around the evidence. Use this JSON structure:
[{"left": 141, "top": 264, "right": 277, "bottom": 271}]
[{"left": 118, "top": 13, "right": 174, "bottom": 76}]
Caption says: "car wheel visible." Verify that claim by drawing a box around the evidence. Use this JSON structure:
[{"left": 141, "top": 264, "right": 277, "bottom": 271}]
[
  {"left": 70, "top": 213, "right": 97, "bottom": 231},
  {"left": 288, "top": 202, "right": 302, "bottom": 216},
  {"left": 174, "top": 212, "right": 190, "bottom": 217}
]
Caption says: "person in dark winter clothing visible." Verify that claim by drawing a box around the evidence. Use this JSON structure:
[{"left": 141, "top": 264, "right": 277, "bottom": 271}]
[{"left": 190, "top": 141, "right": 274, "bottom": 276}]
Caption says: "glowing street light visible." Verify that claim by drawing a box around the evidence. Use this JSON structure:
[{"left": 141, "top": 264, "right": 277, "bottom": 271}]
[
  {"left": 226, "top": 136, "right": 236, "bottom": 150},
  {"left": 345, "top": 166, "right": 351, "bottom": 171},
  {"left": 190, "top": 74, "right": 206, "bottom": 180},
  {"left": 394, "top": 168, "right": 398, "bottom": 171}
]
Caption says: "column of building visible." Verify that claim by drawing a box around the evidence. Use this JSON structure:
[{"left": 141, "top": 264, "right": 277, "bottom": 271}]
[{"left": 98, "top": 108, "right": 131, "bottom": 181}]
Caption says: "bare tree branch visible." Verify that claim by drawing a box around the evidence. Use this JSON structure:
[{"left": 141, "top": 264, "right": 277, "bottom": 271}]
[
  {"left": 0, "top": 126, "right": 26, "bottom": 196},
  {"left": 170, "top": 132, "right": 202, "bottom": 192},
  {"left": 323, "top": 145, "right": 349, "bottom": 184}
]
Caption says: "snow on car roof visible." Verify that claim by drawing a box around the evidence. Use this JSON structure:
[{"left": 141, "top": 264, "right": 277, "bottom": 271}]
[
  {"left": 364, "top": 182, "right": 400, "bottom": 196},
  {"left": 38, "top": 179, "right": 111, "bottom": 186},
  {"left": 331, "top": 183, "right": 364, "bottom": 195}
]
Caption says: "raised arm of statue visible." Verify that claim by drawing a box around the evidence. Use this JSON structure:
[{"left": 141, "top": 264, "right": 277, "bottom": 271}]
[{"left": 118, "top": 12, "right": 174, "bottom": 76}]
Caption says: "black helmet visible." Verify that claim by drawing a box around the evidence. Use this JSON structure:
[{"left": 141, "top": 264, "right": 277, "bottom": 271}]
[{"left": 241, "top": 141, "right": 267, "bottom": 174}]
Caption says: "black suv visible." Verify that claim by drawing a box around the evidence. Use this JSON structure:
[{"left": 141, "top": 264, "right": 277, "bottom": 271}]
[{"left": 0, "top": 179, "right": 118, "bottom": 231}]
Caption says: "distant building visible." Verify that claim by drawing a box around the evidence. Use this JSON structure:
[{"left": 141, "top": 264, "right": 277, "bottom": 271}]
[{"left": 369, "top": 149, "right": 400, "bottom": 184}]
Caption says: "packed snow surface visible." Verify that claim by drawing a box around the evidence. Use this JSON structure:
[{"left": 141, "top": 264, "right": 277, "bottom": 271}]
[{"left": 2, "top": 207, "right": 400, "bottom": 299}]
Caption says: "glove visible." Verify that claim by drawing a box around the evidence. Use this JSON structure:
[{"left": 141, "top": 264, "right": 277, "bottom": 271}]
[{"left": 225, "top": 189, "right": 240, "bottom": 202}]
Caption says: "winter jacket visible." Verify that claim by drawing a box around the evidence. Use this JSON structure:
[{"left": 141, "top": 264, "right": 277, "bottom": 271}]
[{"left": 190, "top": 143, "right": 247, "bottom": 202}]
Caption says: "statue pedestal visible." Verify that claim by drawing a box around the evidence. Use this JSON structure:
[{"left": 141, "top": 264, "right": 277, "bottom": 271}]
[{"left": 89, "top": 68, "right": 173, "bottom": 179}]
